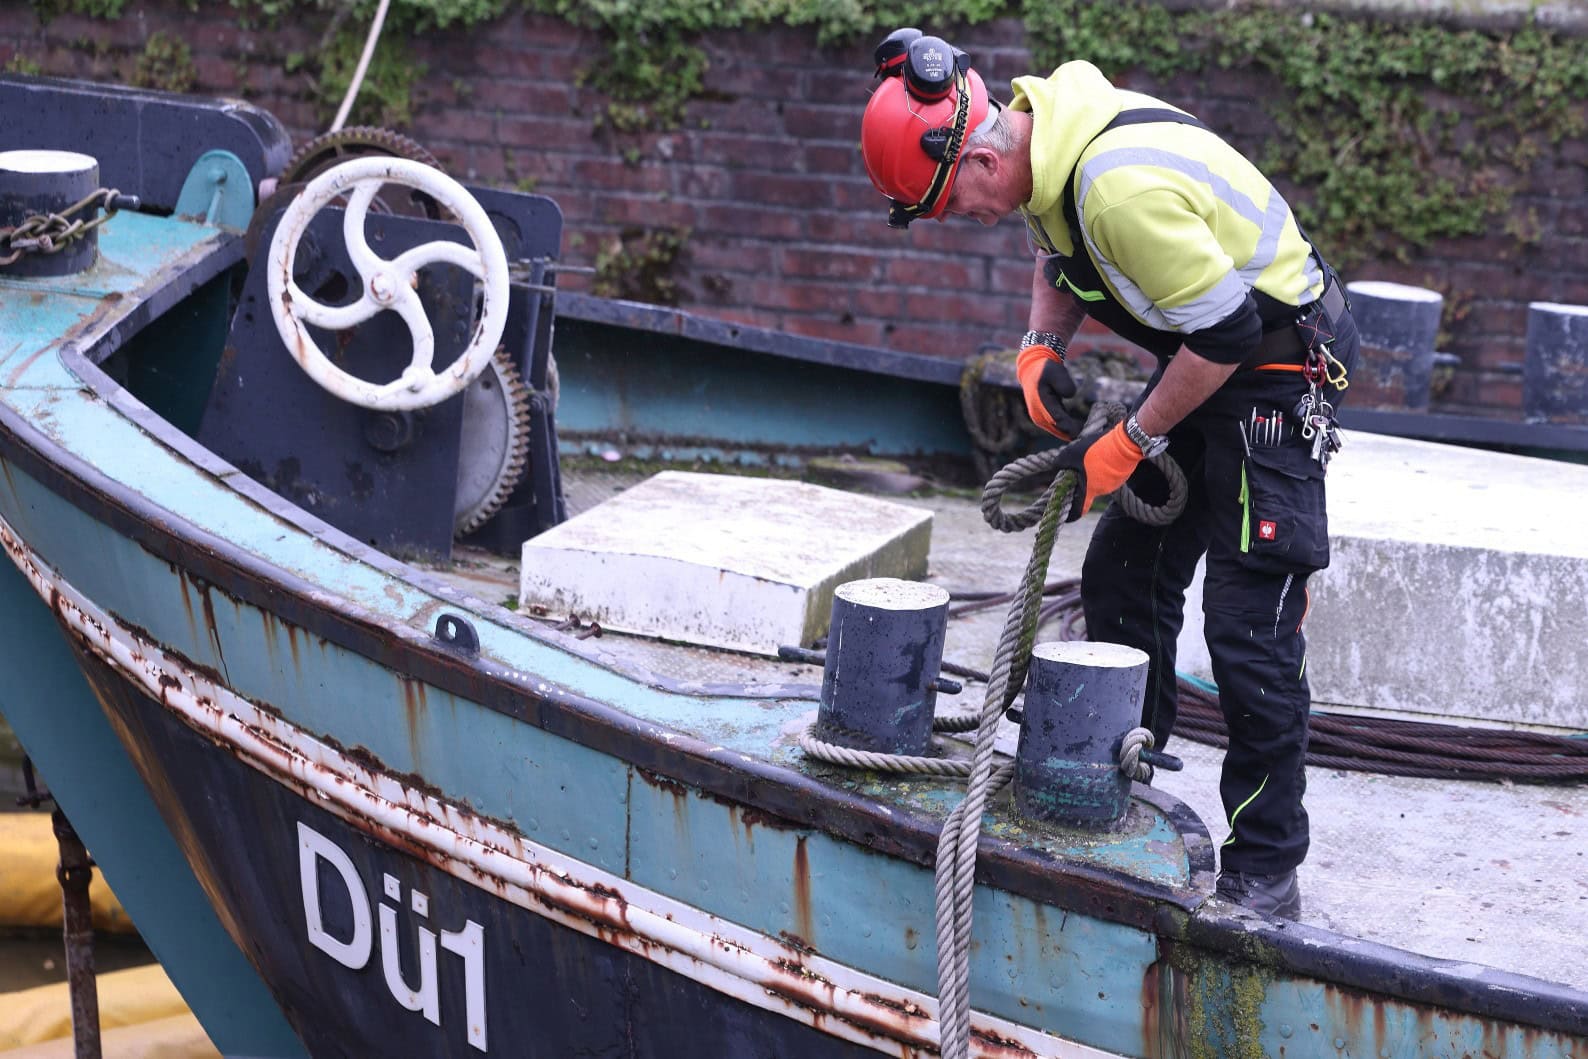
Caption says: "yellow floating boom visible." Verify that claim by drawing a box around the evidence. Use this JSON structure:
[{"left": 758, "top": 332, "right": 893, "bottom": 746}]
[
  {"left": 0, "top": 814, "right": 133, "bottom": 934},
  {"left": 0, "top": 963, "right": 212, "bottom": 1053}
]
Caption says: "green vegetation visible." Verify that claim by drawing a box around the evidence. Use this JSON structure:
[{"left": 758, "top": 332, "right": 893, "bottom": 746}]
[
  {"left": 593, "top": 226, "right": 690, "bottom": 305},
  {"left": 313, "top": 19, "right": 424, "bottom": 127},
  {"left": 23, "top": 0, "right": 1588, "bottom": 268},
  {"left": 1025, "top": 2, "right": 1588, "bottom": 262},
  {"left": 130, "top": 30, "right": 195, "bottom": 92}
]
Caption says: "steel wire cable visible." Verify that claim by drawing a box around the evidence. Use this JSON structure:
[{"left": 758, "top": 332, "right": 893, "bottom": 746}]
[{"left": 943, "top": 579, "right": 1588, "bottom": 784}]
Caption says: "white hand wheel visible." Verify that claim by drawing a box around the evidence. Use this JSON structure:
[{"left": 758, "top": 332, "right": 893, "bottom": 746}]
[{"left": 266, "top": 156, "right": 509, "bottom": 411}]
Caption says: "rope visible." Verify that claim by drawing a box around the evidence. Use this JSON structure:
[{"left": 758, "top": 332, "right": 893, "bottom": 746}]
[
  {"left": 329, "top": 0, "right": 392, "bottom": 133},
  {"left": 794, "top": 400, "right": 1189, "bottom": 1058},
  {"left": 980, "top": 400, "right": 1187, "bottom": 534},
  {"left": 1172, "top": 680, "right": 1588, "bottom": 783},
  {"left": 943, "top": 579, "right": 1588, "bottom": 784},
  {"left": 798, "top": 730, "right": 976, "bottom": 777},
  {"left": 1118, "top": 726, "right": 1156, "bottom": 784},
  {"left": 931, "top": 402, "right": 1186, "bottom": 1059}
]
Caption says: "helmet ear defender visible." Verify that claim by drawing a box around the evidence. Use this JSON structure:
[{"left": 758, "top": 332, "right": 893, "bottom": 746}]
[
  {"left": 872, "top": 27, "right": 921, "bottom": 79},
  {"left": 902, "top": 36, "right": 964, "bottom": 102},
  {"left": 873, "top": 30, "right": 973, "bottom": 164}
]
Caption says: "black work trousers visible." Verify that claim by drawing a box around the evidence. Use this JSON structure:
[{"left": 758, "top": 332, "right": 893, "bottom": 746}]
[{"left": 1080, "top": 311, "right": 1358, "bottom": 876}]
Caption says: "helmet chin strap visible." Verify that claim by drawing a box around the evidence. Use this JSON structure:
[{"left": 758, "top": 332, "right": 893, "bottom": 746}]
[{"left": 887, "top": 66, "right": 973, "bottom": 228}]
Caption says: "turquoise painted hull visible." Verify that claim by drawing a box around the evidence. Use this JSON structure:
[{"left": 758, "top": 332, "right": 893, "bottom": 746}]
[{"left": 2, "top": 76, "right": 1585, "bottom": 1058}]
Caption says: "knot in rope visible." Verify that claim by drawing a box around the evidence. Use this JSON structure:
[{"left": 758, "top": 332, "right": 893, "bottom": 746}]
[{"left": 1118, "top": 726, "right": 1156, "bottom": 784}]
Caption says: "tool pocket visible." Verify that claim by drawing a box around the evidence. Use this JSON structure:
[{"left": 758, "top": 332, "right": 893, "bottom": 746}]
[{"left": 1239, "top": 444, "right": 1330, "bottom": 574}]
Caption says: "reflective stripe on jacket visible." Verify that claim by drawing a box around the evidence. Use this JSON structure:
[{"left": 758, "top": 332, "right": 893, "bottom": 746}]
[{"left": 1011, "top": 62, "right": 1323, "bottom": 339}]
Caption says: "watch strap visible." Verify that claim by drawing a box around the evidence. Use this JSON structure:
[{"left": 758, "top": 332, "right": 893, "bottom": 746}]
[
  {"left": 1123, "top": 413, "right": 1168, "bottom": 457},
  {"left": 1020, "top": 329, "right": 1067, "bottom": 358}
]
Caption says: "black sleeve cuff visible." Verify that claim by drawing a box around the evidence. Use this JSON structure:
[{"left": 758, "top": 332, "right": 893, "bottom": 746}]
[{"left": 1183, "top": 295, "right": 1262, "bottom": 365}]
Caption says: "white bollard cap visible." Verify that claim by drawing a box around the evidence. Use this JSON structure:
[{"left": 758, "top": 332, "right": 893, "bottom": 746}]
[
  {"left": 834, "top": 577, "right": 949, "bottom": 611},
  {"left": 1032, "top": 640, "right": 1148, "bottom": 668}
]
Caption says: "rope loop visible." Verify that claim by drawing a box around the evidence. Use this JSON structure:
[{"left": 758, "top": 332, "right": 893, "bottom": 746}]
[
  {"left": 980, "top": 400, "right": 1188, "bottom": 535},
  {"left": 798, "top": 399, "right": 1191, "bottom": 1059},
  {"left": 1118, "top": 726, "right": 1156, "bottom": 784},
  {"left": 798, "top": 727, "right": 976, "bottom": 777}
]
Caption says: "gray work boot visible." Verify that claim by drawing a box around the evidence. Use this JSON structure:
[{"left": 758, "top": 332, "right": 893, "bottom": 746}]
[{"left": 1215, "top": 868, "right": 1302, "bottom": 920}]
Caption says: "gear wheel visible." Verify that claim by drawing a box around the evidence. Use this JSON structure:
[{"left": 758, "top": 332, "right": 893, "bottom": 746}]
[
  {"left": 280, "top": 126, "right": 441, "bottom": 185},
  {"left": 276, "top": 126, "right": 449, "bottom": 220},
  {"left": 454, "top": 349, "right": 533, "bottom": 537},
  {"left": 249, "top": 126, "right": 451, "bottom": 261}
]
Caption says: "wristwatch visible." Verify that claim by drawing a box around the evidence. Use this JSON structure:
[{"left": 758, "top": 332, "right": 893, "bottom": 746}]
[
  {"left": 1123, "top": 413, "right": 1170, "bottom": 458},
  {"left": 1020, "top": 329, "right": 1067, "bottom": 357}
]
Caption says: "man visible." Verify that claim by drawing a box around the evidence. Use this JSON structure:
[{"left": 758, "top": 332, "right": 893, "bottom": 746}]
[{"left": 860, "top": 31, "right": 1360, "bottom": 919}]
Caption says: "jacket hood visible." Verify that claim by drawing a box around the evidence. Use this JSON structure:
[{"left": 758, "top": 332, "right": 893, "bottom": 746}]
[{"left": 1009, "top": 61, "right": 1123, "bottom": 218}]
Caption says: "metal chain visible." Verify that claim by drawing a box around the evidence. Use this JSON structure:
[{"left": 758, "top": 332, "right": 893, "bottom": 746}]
[{"left": 0, "top": 188, "right": 122, "bottom": 267}]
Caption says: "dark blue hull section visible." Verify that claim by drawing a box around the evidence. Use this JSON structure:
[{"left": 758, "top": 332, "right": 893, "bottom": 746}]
[{"left": 76, "top": 646, "right": 880, "bottom": 1058}]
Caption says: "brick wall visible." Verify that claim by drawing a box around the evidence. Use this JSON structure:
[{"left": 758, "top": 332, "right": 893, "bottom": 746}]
[{"left": 4, "top": 5, "right": 1585, "bottom": 421}]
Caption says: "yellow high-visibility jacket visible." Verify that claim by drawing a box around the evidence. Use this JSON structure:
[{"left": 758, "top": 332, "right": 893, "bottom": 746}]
[{"left": 1012, "top": 61, "right": 1324, "bottom": 362}]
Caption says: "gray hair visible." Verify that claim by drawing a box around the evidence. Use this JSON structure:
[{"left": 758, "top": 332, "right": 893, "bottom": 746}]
[{"left": 964, "top": 104, "right": 1015, "bottom": 155}]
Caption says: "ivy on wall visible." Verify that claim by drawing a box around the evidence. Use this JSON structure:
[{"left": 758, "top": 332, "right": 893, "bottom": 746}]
[
  {"left": 22, "top": 0, "right": 1588, "bottom": 269},
  {"left": 1022, "top": 2, "right": 1588, "bottom": 263}
]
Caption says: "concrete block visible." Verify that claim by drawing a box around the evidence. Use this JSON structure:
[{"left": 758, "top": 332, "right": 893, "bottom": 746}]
[
  {"left": 1345, "top": 280, "right": 1443, "bottom": 410},
  {"left": 519, "top": 471, "right": 933, "bottom": 655},
  {"left": 1178, "top": 433, "right": 1588, "bottom": 731},
  {"left": 1523, "top": 301, "right": 1588, "bottom": 423}
]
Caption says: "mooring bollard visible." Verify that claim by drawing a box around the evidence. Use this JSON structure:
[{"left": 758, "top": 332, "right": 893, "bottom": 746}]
[
  {"left": 1523, "top": 301, "right": 1588, "bottom": 424},
  {"left": 813, "top": 578, "right": 950, "bottom": 756},
  {"left": 1015, "top": 641, "right": 1149, "bottom": 829},
  {"left": 1344, "top": 280, "right": 1443, "bottom": 410},
  {"left": 0, "top": 149, "right": 103, "bottom": 278}
]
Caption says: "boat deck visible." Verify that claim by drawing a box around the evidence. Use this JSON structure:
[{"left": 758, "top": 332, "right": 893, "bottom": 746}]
[{"left": 431, "top": 463, "right": 1588, "bottom": 994}]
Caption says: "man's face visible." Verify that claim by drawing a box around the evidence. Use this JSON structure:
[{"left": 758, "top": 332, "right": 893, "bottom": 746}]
[{"left": 941, "top": 148, "right": 1013, "bottom": 226}]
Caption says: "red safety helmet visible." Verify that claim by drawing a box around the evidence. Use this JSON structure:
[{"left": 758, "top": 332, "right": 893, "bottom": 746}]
[{"left": 861, "top": 32, "right": 992, "bottom": 228}]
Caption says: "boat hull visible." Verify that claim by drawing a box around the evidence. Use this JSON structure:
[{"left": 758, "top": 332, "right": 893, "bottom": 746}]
[
  {"left": 75, "top": 643, "right": 894, "bottom": 1058},
  {"left": 7, "top": 439, "right": 1587, "bottom": 1058}
]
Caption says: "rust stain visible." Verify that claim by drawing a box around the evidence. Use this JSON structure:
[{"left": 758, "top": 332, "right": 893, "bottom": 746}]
[
  {"left": 285, "top": 622, "right": 301, "bottom": 670},
  {"left": 726, "top": 804, "right": 751, "bottom": 849},
  {"left": 1325, "top": 981, "right": 1561, "bottom": 1059},
  {"left": 759, "top": 961, "right": 953, "bottom": 1054},
  {"left": 634, "top": 766, "right": 689, "bottom": 799},
  {"left": 401, "top": 677, "right": 427, "bottom": 760},
  {"left": 196, "top": 578, "right": 224, "bottom": 670},
  {"left": 7, "top": 291, "right": 125, "bottom": 388},
  {"left": 968, "top": 1025, "right": 1040, "bottom": 1058},
  {"left": 18, "top": 563, "right": 1060, "bottom": 1059},
  {"left": 176, "top": 570, "right": 198, "bottom": 640},
  {"left": 1141, "top": 958, "right": 1162, "bottom": 1058},
  {"left": 792, "top": 835, "right": 814, "bottom": 947}
]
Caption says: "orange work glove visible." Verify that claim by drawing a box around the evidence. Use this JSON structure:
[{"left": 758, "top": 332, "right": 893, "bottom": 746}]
[
  {"left": 1015, "top": 344, "right": 1082, "bottom": 440},
  {"left": 1052, "top": 421, "right": 1144, "bottom": 522}
]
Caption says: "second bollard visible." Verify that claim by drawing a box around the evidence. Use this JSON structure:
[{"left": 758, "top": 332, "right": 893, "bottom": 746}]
[
  {"left": 814, "top": 578, "right": 949, "bottom": 756},
  {"left": 1014, "top": 641, "right": 1150, "bottom": 829}
]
